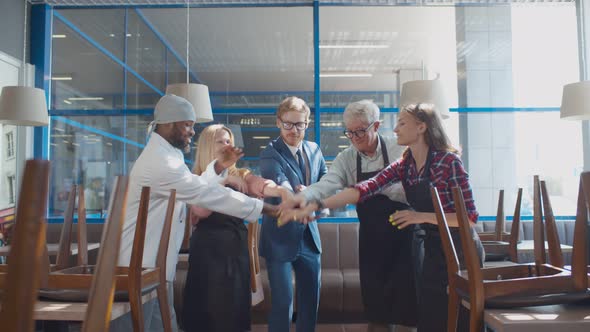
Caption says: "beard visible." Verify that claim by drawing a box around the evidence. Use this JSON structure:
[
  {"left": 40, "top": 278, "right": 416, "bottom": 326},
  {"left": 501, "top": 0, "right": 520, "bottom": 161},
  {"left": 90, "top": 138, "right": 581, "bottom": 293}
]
[{"left": 170, "top": 126, "right": 191, "bottom": 153}]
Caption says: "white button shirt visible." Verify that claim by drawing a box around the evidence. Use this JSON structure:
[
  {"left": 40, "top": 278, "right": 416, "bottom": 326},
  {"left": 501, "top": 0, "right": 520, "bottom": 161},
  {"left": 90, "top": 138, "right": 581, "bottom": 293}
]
[{"left": 117, "top": 133, "right": 263, "bottom": 281}]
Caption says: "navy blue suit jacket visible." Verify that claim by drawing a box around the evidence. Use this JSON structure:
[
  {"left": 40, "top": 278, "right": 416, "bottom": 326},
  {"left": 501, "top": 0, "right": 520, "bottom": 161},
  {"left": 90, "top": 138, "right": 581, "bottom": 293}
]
[{"left": 259, "top": 137, "right": 327, "bottom": 262}]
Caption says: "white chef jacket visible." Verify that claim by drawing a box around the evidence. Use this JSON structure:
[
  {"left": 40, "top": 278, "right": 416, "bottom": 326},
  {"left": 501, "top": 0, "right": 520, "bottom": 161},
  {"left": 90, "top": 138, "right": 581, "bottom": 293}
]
[
  {"left": 117, "top": 133, "right": 263, "bottom": 281},
  {"left": 303, "top": 135, "right": 407, "bottom": 204}
]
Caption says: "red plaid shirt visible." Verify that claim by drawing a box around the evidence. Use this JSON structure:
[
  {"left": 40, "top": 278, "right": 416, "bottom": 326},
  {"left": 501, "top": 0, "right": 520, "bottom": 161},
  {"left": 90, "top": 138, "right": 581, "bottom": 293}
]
[{"left": 354, "top": 149, "right": 479, "bottom": 223}]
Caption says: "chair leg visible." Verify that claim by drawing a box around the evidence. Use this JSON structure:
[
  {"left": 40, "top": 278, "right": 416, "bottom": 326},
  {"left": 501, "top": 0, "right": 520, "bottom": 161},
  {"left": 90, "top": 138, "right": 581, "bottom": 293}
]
[
  {"left": 447, "top": 291, "right": 459, "bottom": 332},
  {"left": 157, "top": 282, "right": 173, "bottom": 332},
  {"left": 469, "top": 298, "right": 484, "bottom": 332},
  {"left": 129, "top": 283, "right": 144, "bottom": 332}
]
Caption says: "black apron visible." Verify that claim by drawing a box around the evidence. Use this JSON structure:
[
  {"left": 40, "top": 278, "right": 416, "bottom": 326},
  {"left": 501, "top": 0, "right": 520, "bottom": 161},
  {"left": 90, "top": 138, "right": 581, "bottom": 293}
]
[
  {"left": 355, "top": 137, "right": 418, "bottom": 326},
  {"left": 404, "top": 150, "right": 484, "bottom": 332},
  {"left": 182, "top": 212, "right": 251, "bottom": 332}
]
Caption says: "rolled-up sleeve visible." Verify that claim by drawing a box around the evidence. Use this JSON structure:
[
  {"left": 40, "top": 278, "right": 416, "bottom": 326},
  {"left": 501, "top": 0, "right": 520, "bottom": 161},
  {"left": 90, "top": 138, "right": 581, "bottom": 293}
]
[{"left": 354, "top": 161, "right": 402, "bottom": 202}]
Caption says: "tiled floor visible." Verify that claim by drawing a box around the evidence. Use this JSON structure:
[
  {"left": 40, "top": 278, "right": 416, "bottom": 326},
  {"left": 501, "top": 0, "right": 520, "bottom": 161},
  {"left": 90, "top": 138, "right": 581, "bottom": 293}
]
[{"left": 251, "top": 324, "right": 368, "bottom": 332}]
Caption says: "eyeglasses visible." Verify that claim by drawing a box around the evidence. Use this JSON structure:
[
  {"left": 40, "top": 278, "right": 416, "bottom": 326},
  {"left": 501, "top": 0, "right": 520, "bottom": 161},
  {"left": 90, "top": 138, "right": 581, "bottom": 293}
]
[
  {"left": 280, "top": 120, "right": 307, "bottom": 131},
  {"left": 343, "top": 122, "right": 376, "bottom": 139}
]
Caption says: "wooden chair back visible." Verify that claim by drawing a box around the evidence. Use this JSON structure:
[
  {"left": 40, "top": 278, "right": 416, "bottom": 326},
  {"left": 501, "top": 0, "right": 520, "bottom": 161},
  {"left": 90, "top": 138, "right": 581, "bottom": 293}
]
[
  {"left": 81, "top": 176, "right": 129, "bottom": 332},
  {"left": 571, "top": 172, "right": 590, "bottom": 289},
  {"left": 0, "top": 160, "right": 50, "bottom": 332},
  {"left": 478, "top": 188, "right": 522, "bottom": 263},
  {"left": 540, "top": 180, "right": 564, "bottom": 268},
  {"left": 430, "top": 186, "right": 460, "bottom": 332},
  {"left": 128, "top": 186, "right": 151, "bottom": 332},
  {"left": 77, "top": 185, "right": 88, "bottom": 266},
  {"left": 248, "top": 222, "right": 264, "bottom": 306},
  {"left": 532, "top": 175, "right": 547, "bottom": 269},
  {"left": 153, "top": 189, "right": 176, "bottom": 330},
  {"left": 55, "top": 185, "right": 77, "bottom": 270}
]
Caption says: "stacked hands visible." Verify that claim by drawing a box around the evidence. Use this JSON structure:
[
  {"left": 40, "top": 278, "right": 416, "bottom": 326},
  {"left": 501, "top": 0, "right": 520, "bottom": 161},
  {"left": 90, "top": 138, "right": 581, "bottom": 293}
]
[
  {"left": 276, "top": 194, "right": 318, "bottom": 227},
  {"left": 277, "top": 194, "right": 429, "bottom": 229}
]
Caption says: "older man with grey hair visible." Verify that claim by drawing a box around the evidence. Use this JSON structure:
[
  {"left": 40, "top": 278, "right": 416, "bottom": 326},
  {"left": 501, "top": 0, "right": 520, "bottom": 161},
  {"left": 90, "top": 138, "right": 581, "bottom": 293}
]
[
  {"left": 282, "top": 100, "right": 420, "bottom": 332},
  {"left": 111, "top": 94, "right": 278, "bottom": 331}
]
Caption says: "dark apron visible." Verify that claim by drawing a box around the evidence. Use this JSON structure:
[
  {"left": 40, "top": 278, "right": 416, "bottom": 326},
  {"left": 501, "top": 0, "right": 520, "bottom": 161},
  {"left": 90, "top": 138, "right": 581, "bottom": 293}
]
[
  {"left": 182, "top": 212, "right": 251, "bottom": 332},
  {"left": 355, "top": 137, "right": 418, "bottom": 326},
  {"left": 404, "top": 150, "right": 484, "bottom": 332}
]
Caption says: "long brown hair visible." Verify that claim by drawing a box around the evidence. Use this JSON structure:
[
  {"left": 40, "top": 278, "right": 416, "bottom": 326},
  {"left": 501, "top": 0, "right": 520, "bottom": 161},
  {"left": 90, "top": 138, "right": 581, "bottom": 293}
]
[
  {"left": 193, "top": 124, "right": 250, "bottom": 179},
  {"left": 401, "top": 103, "right": 458, "bottom": 156}
]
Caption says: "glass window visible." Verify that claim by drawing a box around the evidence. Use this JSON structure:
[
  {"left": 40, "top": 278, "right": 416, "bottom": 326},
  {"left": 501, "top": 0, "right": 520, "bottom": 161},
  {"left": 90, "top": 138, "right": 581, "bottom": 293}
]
[
  {"left": 7, "top": 175, "right": 15, "bottom": 205},
  {"left": 49, "top": 116, "right": 125, "bottom": 217},
  {"left": 5, "top": 132, "right": 14, "bottom": 159}
]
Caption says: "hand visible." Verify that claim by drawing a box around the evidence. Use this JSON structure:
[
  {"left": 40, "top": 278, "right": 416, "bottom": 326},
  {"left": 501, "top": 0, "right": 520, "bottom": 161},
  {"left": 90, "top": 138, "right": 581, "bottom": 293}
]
[
  {"left": 262, "top": 203, "right": 280, "bottom": 218},
  {"left": 388, "top": 210, "right": 431, "bottom": 229},
  {"left": 215, "top": 145, "right": 244, "bottom": 171},
  {"left": 223, "top": 175, "right": 247, "bottom": 193},
  {"left": 294, "top": 184, "right": 306, "bottom": 193},
  {"left": 278, "top": 193, "right": 305, "bottom": 212},
  {"left": 278, "top": 203, "right": 317, "bottom": 227}
]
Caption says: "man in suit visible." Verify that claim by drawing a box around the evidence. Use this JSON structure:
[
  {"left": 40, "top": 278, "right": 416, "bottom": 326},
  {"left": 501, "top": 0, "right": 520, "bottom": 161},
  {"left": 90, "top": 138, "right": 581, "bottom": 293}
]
[{"left": 259, "top": 96, "right": 327, "bottom": 332}]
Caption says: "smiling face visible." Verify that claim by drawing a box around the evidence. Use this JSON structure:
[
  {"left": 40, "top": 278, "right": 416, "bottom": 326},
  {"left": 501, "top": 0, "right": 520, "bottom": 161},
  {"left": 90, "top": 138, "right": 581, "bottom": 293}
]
[
  {"left": 344, "top": 117, "right": 380, "bottom": 155},
  {"left": 213, "top": 128, "right": 232, "bottom": 156},
  {"left": 168, "top": 120, "right": 196, "bottom": 153},
  {"left": 277, "top": 110, "right": 308, "bottom": 147},
  {"left": 394, "top": 111, "right": 425, "bottom": 146}
]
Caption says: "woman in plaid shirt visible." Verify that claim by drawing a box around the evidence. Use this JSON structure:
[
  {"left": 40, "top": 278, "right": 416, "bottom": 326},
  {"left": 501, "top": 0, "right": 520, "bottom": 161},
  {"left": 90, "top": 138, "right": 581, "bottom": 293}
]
[{"left": 280, "top": 103, "right": 484, "bottom": 332}]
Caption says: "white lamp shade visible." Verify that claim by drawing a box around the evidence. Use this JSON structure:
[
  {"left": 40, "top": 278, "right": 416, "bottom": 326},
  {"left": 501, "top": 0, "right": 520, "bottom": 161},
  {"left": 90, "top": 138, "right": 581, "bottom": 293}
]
[
  {"left": 399, "top": 79, "right": 450, "bottom": 119},
  {"left": 0, "top": 86, "right": 48, "bottom": 126},
  {"left": 560, "top": 81, "right": 590, "bottom": 120},
  {"left": 165, "top": 83, "right": 213, "bottom": 123}
]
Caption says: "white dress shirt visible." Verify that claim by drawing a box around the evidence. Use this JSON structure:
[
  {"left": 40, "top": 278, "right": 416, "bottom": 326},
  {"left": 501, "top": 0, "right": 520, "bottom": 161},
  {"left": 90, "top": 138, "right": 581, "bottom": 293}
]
[
  {"left": 303, "top": 135, "right": 407, "bottom": 204},
  {"left": 117, "top": 132, "right": 263, "bottom": 281}
]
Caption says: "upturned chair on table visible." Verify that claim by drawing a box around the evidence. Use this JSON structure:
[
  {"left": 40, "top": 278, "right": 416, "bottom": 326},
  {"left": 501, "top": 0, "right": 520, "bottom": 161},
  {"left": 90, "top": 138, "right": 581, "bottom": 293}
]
[{"left": 431, "top": 173, "right": 590, "bottom": 332}]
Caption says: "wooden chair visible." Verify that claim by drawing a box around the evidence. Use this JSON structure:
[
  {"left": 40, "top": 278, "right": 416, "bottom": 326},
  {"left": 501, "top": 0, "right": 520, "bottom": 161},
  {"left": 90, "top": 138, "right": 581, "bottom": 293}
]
[
  {"left": 248, "top": 222, "right": 264, "bottom": 306},
  {"left": 480, "top": 188, "right": 522, "bottom": 263},
  {"left": 431, "top": 183, "right": 590, "bottom": 332},
  {"left": 42, "top": 187, "right": 177, "bottom": 332},
  {"left": 0, "top": 159, "right": 50, "bottom": 332},
  {"left": 478, "top": 190, "right": 509, "bottom": 242},
  {"left": 563, "top": 172, "right": 590, "bottom": 278},
  {"left": 81, "top": 176, "right": 129, "bottom": 332}
]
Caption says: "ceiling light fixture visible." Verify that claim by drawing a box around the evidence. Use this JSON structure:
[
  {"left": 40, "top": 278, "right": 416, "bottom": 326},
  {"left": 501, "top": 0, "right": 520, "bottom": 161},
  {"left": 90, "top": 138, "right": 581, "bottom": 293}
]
[
  {"left": 51, "top": 76, "right": 73, "bottom": 81},
  {"left": 68, "top": 97, "right": 104, "bottom": 101},
  {"left": 63, "top": 100, "right": 72, "bottom": 105},
  {"left": 165, "top": 0, "right": 213, "bottom": 123},
  {"left": 252, "top": 136, "right": 270, "bottom": 140},
  {"left": 0, "top": 0, "right": 48, "bottom": 126},
  {"left": 319, "top": 44, "right": 390, "bottom": 49},
  {"left": 319, "top": 73, "right": 373, "bottom": 78},
  {"left": 52, "top": 34, "right": 67, "bottom": 39}
]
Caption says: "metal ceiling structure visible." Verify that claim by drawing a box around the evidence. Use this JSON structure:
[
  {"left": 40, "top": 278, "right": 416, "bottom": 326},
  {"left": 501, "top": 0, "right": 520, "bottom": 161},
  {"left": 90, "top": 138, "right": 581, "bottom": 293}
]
[{"left": 32, "top": 0, "right": 573, "bottom": 7}]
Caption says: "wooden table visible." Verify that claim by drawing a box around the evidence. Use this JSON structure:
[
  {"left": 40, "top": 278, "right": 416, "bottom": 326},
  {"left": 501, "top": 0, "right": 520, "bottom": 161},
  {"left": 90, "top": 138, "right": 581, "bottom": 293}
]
[
  {"left": 484, "top": 303, "right": 590, "bottom": 331},
  {"left": 0, "top": 243, "right": 100, "bottom": 257}
]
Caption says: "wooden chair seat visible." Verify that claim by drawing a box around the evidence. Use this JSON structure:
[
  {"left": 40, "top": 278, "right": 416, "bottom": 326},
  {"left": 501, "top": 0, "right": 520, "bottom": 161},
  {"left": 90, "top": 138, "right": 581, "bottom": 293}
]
[{"left": 39, "top": 266, "right": 160, "bottom": 302}]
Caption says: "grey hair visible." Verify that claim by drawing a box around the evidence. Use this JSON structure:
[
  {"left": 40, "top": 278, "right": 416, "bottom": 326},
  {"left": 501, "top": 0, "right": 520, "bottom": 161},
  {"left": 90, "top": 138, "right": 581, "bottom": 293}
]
[{"left": 343, "top": 100, "right": 380, "bottom": 125}]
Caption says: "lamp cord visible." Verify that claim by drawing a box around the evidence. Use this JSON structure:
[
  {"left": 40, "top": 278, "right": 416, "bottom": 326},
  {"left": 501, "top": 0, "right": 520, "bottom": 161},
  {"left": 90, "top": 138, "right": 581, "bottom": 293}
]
[
  {"left": 22, "top": 0, "right": 28, "bottom": 85},
  {"left": 186, "top": 0, "right": 190, "bottom": 84}
]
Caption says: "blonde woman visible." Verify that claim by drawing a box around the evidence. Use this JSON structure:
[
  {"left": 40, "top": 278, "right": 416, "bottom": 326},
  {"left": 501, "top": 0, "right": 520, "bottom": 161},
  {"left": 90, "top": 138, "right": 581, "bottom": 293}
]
[{"left": 182, "top": 124, "right": 291, "bottom": 332}]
